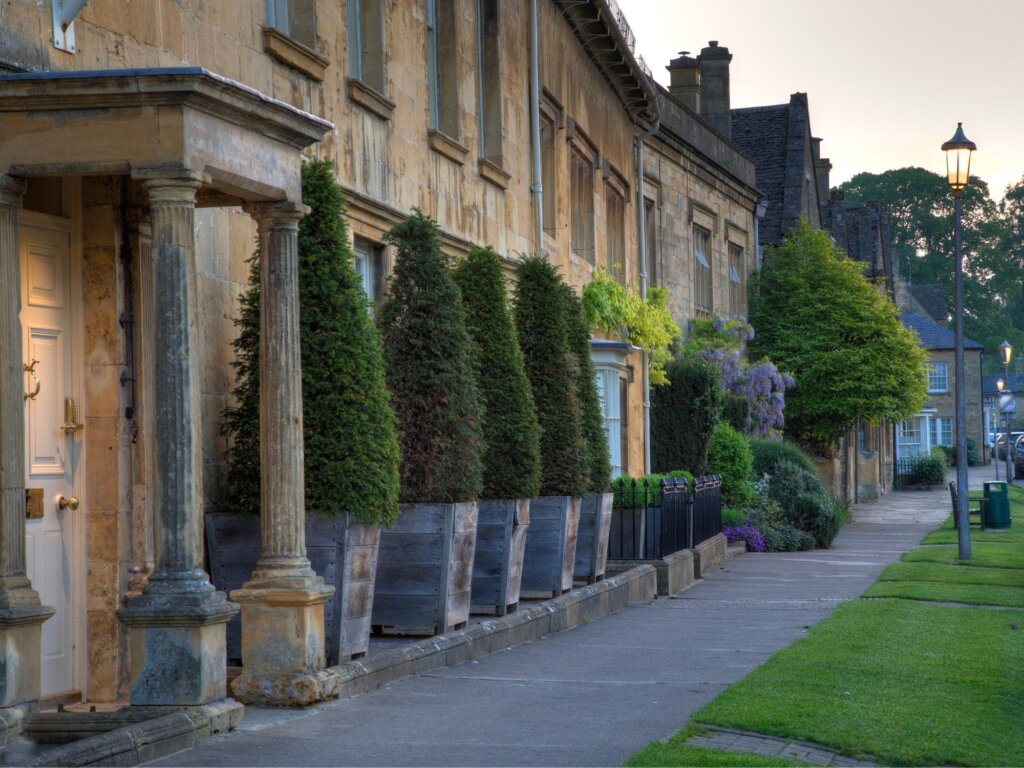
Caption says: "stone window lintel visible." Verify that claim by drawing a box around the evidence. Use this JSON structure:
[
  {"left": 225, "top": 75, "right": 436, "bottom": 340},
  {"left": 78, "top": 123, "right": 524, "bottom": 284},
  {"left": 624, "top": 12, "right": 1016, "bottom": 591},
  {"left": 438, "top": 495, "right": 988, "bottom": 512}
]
[
  {"left": 477, "top": 158, "right": 510, "bottom": 189},
  {"left": 428, "top": 129, "right": 469, "bottom": 165},
  {"left": 262, "top": 27, "right": 329, "bottom": 82},
  {"left": 347, "top": 78, "right": 396, "bottom": 121}
]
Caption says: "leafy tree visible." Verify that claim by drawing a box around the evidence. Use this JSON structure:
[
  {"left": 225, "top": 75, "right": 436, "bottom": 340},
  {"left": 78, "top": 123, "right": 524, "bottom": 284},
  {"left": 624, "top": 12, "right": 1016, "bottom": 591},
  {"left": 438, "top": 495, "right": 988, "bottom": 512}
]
[
  {"left": 650, "top": 355, "right": 722, "bottom": 474},
  {"left": 452, "top": 247, "right": 542, "bottom": 500},
  {"left": 514, "top": 256, "right": 587, "bottom": 498},
  {"left": 581, "top": 268, "right": 681, "bottom": 385},
  {"left": 564, "top": 284, "right": 611, "bottom": 493},
  {"left": 841, "top": 167, "right": 1012, "bottom": 367},
  {"left": 379, "top": 211, "right": 484, "bottom": 503},
  {"left": 749, "top": 220, "right": 929, "bottom": 446},
  {"left": 222, "top": 159, "right": 400, "bottom": 526}
]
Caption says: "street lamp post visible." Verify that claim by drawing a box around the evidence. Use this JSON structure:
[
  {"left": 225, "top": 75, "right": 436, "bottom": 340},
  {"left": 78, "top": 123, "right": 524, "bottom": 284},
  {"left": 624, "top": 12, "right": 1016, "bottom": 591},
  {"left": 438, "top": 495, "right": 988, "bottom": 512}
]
[
  {"left": 995, "top": 377, "right": 1005, "bottom": 480},
  {"left": 1000, "top": 341, "right": 1013, "bottom": 483},
  {"left": 942, "top": 122, "right": 976, "bottom": 561}
]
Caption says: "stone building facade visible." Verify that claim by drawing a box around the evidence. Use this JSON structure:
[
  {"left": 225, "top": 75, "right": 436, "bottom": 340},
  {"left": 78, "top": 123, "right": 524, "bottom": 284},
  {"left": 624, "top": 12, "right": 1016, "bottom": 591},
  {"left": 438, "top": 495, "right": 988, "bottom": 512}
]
[{"left": 0, "top": 0, "right": 767, "bottom": 726}]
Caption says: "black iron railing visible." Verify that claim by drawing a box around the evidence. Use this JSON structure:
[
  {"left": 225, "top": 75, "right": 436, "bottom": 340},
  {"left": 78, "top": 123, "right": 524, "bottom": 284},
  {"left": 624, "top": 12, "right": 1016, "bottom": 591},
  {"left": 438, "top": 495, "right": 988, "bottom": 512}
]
[{"left": 609, "top": 475, "right": 723, "bottom": 561}]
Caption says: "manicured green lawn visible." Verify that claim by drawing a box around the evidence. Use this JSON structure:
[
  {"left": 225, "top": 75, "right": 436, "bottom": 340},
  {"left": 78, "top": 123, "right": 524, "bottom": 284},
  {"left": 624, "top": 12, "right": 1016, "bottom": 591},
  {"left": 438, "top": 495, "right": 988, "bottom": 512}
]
[
  {"left": 692, "top": 600, "right": 1024, "bottom": 766},
  {"left": 864, "top": 560, "right": 1024, "bottom": 606},
  {"left": 626, "top": 488, "right": 1024, "bottom": 767}
]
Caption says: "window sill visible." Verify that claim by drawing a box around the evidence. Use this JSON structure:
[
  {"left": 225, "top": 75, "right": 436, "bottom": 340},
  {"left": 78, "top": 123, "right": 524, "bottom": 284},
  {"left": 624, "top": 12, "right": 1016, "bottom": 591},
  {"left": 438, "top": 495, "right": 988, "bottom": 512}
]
[
  {"left": 477, "top": 158, "right": 510, "bottom": 189},
  {"left": 428, "top": 130, "right": 469, "bottom": 165},
  {"left": 262, "top": 28, "right": 329, "bottom": 82},
  {"left": 347, "top": 78, "right": 396, "bottom": 121}
]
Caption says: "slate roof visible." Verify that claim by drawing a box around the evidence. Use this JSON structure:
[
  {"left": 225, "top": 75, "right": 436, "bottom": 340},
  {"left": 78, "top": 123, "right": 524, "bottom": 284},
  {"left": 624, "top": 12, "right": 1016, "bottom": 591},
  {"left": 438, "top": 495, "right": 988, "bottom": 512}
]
[
  {"left": 900, "top": 311, "right": 983, "bottom": 351},
  {"left": 909, "top": 285, "right": 949, "bottom": 325},
  {"left": 730, "top": 104, "right": 789, "bottom": 247}
]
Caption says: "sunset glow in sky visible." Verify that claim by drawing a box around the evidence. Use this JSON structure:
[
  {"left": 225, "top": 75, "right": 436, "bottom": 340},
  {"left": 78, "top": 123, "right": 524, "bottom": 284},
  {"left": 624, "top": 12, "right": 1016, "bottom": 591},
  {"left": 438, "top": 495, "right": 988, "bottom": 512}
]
[{"left": 617, "top": 0, "right": 1022, "bottom": 199}]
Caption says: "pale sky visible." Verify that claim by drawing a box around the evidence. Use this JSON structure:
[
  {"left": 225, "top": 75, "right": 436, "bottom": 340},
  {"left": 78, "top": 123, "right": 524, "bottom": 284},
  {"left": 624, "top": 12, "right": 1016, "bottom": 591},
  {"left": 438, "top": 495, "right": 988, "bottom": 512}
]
[{"left": 616, "top": 0, "right": 1023, "bottom": 199}]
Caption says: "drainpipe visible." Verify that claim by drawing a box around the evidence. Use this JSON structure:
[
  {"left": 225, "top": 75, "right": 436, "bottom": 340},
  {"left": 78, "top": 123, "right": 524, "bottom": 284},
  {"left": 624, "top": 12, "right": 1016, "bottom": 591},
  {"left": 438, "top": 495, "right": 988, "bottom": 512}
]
[
  {"left": 529, "top": 0, "right": 544, "bottom": 252},
  {"left": 635, "top": 127, "right": 658, "bottom": 474}
]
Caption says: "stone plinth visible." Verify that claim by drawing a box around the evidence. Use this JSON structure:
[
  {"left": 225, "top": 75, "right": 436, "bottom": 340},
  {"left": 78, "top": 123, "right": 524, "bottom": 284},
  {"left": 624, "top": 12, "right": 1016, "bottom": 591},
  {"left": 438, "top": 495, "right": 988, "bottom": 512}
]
[
  {"left": 121, "top": 604, "right": 235, "bottom": 706},
  {"left": 229, "top": 585, "right": 337, "bottom": 707},
  {"left": 0, "top": 605, "right": 56, "bottom": 707}
]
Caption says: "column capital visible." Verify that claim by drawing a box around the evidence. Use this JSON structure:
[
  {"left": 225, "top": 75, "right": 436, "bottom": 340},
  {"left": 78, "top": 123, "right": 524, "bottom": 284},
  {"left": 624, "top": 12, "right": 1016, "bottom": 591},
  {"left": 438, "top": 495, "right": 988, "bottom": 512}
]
[
  {"left": 243, "top": 200, "right": 310, "bottom": 227},
  {"left": 0, "top": 175, "right": 27, "bottom": 209}
]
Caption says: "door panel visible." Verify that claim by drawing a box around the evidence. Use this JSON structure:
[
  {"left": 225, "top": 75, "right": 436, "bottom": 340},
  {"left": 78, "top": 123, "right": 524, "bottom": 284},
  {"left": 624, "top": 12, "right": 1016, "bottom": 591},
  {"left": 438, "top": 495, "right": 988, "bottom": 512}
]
[{"left": 21, "top": 220, "right": 80, "bottom": 697}]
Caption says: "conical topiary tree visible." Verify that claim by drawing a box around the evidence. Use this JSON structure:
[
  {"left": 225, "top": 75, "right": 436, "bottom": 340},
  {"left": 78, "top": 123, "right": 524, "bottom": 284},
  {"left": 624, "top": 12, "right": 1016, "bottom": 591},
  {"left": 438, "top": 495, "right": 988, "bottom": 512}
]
[
  {"left": 221, "top": 158, "right": 400, "bottom": 526},
  {"left": 513, "top": 256, "right": 587, "bottom": 498},
  {"left": 563, "top": 284, "right": 611, "bottom": 493},
  {"left": 452, "top": 247, "right": 541, "bottom": 500},
  {"left": 378, "top": 210, "right": 484, "bottom": 503}
]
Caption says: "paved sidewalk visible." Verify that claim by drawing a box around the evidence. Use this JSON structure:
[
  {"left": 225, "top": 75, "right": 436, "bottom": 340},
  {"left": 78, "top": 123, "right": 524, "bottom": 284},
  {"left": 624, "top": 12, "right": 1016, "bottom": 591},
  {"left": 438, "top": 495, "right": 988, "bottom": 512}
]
[{"left": 150, "top": 473, "right": 977, "bottom": 767}]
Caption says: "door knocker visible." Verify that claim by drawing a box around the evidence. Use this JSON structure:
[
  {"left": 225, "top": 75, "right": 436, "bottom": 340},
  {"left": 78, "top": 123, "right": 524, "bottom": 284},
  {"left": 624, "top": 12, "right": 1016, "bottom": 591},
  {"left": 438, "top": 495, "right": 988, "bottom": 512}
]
[{"left": 23, "top": 359, "right": 40, "bottom": 401}]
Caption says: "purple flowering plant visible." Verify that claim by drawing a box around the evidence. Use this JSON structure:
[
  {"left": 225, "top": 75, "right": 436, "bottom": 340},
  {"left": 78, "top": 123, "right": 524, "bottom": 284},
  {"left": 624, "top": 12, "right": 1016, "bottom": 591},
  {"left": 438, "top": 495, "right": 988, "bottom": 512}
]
[
  {"left": 682, "top": 317, "right": 794, "bottom": 437},
  {"left": 723, "top": 521, "right": 766, "bottom": 552}
]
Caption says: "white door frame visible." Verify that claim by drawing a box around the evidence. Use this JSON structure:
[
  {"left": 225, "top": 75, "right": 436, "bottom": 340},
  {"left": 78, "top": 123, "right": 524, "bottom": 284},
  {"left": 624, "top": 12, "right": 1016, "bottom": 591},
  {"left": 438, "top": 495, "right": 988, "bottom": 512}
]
[{"left": 19, "top": 177, "right": 87, "bottom": 699}]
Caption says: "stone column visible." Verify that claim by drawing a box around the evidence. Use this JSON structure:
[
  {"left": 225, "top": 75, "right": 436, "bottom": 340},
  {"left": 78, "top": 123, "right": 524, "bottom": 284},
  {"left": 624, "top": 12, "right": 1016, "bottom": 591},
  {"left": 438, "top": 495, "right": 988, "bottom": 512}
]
[
  {"left": 0, "top": 174, "right": 55, "bottom": 718},
  {"left": 117, "top": 172, "right": 237, "bottom": 707},
  {"left": 230, "top": 202, "right": 336, "bottom": 707}
]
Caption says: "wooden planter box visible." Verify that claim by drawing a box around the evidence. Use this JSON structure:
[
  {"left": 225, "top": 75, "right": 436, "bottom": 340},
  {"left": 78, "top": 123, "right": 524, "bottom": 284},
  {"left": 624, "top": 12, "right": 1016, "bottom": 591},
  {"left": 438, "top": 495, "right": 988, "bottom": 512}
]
[
  {"left": 372, "top": 501, "right": 478, "bottom": 635},
  {"left": 205, "top": 513, "right": 380, "bottom": 666},
  {"left": 471, "top": 498, "right": 530, "bottom": 616},
  {"left": 574, "top": 491, "right": 613, "bottom": 584},
  {"left": 519, "top": 495, "right": 580, "bottom": 599}
]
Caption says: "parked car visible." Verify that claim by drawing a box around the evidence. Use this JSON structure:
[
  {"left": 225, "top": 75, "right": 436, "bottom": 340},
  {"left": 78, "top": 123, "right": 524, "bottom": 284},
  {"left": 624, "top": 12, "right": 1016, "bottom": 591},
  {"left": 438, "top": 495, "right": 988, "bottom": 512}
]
[
  {"left": 993, "top": 431, "right": 1024, "bottom": 461},
  {"left": 1012, "top": 435, "right": 1024, "bottom": 479}
]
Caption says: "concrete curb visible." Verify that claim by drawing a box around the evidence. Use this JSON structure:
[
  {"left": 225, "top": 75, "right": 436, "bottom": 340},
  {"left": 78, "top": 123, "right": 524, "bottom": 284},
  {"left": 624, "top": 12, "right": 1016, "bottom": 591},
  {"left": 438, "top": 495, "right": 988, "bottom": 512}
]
[{"left": 326, "top": 564, "right": 658, "bottom": 698}]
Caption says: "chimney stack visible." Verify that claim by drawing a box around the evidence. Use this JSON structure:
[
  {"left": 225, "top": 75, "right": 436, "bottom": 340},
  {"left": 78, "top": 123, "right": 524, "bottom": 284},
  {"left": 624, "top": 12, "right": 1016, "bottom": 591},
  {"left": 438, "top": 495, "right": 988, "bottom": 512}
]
[
  {"left": 666, "top": 51, "right": 700, "bottom": 113},
  {"left": 813, "top": 138, "right": 831, "bottom": 199},
  {"left": 698, "top": 40, "right": 732, "bottom": 138}
]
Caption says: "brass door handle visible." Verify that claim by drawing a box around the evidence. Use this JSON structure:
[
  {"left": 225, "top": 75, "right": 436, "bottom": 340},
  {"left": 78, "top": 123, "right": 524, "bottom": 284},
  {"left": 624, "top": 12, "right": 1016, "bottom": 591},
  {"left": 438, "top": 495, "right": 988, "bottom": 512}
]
[
  {"left": 24, "top": 359, "right": 40, "bottom": 401},
  {"left": 61, "top": 397, "right": 84, "bottom": 435},
  {"left": 57, "top": 495, "right": 79, "bottom": 511}
]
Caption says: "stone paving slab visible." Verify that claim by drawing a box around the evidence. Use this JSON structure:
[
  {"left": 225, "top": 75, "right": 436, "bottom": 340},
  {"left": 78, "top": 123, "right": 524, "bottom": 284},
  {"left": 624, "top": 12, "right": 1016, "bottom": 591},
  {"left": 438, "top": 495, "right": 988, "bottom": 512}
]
[{"left": 687, "top": 727, "right": 877, "bottom": 766}]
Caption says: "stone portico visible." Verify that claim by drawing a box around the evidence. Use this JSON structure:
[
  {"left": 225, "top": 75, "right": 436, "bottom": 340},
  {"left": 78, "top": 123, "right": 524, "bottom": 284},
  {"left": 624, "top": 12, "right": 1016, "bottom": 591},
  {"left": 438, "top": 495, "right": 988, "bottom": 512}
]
[{"left": 0, "top": 67, "right": 333, "bottom": 730}]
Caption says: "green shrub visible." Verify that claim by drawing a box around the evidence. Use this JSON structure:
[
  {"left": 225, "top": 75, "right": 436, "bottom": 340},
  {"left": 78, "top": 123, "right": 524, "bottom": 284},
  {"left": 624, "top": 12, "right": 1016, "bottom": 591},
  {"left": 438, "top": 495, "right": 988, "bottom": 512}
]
[
  {"left": 908, "top": 455, "right": 947, "bottom": 486},
  {"left": 706, "top": 423, "right": 755, "bottom": 505},
  {"left": 722, "top": 505, "right": 747, "bottom": 527},
  {"left": 762, "top": 524, "right": 816, "bottom": 552},
  {"left": 452, "top": 247, "right": 542, "bottom": 500},
  {"left": 787, "top": 492, "right": 842, "bottom": 548},
  {"left": 379, "top": 211, "right": 484, "bottom": 504},
  {"left": 611, "top": 470, "right": 692, "bottom": 509},
  {"left": 931, "top": 445, "right": 950, "bottom": 465},
  {"left": 221, "top": 159, "right": 400, "bottom": 526},
  {"left": 651, "top": 355, "right": 722, "bottom": 474},
  {"left": 749, "top": 437, "right": 817, "bottom": 477},
  {"left": 721, "top": 393, "right": 749, "bottom": 434},
  {"left": 966, "top": 437, "right": 981, "bottom": 466},
  {"left": 564, "top": 284, "right": 611, "bottom": 493},
  {"left": 514, "top": 256, "right": 587, "bottom": 497},
  {"left": 766, "top": 460, "right": 825, "bottom": 508}
]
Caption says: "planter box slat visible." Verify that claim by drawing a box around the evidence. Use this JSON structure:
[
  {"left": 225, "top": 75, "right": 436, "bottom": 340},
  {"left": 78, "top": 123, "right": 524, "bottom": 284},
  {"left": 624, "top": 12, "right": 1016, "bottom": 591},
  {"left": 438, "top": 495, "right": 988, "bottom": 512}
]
[
  {"left": 373, "top": 501, "right": 478, "bottom": 635},
  {"left": 520, "top": 496, "right": 580, "bottom": 599},
  {"left": 205, "top": 513, "right": 380, "bottom": 665},
  {"left": 575, "top": 492, "right": 613, "bottom": 584}
]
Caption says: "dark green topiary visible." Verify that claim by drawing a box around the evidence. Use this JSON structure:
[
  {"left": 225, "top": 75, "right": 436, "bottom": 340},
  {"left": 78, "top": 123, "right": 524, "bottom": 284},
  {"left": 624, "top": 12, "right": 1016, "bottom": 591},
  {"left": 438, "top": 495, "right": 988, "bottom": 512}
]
[
  {"left": 563, "top": 284, "right": 612, "bottom": 493},
  {"left": 379, "top": 211, "right": 484, "bottom": 504},
  {"left": 221, "top": 159, "right": 400, "bottom": 526},
  {"left": 452, "top": 247, "right": 541, "bottom": 500},
  {"left": 513, "top": 256, "right": 587, "bottom": 498},
  {"left": 706, "top": 423, "right": 755, "bottom": 506},
  {"left": 749, "top": 438, "right": 817, "bottom": 478},
  {"left": 650, "top": 355, "right": 723, "bottom": 474}
]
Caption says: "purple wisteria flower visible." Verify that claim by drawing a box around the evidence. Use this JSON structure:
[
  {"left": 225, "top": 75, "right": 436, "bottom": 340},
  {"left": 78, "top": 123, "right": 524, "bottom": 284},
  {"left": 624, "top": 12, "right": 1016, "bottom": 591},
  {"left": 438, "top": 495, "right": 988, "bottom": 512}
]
[{"left": 723, "top": 523, "right": 766, "bottom": 553}]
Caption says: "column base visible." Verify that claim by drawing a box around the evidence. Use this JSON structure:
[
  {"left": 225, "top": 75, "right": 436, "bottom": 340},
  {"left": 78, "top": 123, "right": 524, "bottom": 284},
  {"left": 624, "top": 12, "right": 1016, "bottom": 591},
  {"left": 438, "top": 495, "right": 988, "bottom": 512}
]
[
  {"left": 0, "top": 603, "right": 56, "bottom": 708},
  {"left": 118, "top": 584, "right": 237, "bottom": 707},
  {"left": 229, "top": 583, "right": 336, "bottom": 707}
]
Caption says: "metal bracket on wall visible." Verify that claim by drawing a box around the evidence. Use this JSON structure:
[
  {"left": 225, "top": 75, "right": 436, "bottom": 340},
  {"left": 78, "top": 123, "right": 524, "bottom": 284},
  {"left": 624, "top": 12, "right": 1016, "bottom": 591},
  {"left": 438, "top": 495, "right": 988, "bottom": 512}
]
[{"left": 52, "top": 0, "right": 90, "bottom": 53}]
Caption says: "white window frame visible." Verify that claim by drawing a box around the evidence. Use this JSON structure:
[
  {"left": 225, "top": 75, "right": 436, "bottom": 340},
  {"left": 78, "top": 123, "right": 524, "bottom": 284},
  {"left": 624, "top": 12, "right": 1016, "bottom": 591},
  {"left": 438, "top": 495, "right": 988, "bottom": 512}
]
[
  {"left": 927, "top": 362, "right": 949, "bottom": 393},
  {"left": 693, "top": 226, "right": 712, "bottom": 316}
]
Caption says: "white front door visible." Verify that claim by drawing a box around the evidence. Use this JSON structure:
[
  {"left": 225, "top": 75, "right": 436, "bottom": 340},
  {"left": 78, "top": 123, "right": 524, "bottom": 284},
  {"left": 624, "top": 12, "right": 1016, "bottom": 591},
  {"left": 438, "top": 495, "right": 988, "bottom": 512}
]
[{"left": 21, "top": 214, "right": 83, "bottom": 698}]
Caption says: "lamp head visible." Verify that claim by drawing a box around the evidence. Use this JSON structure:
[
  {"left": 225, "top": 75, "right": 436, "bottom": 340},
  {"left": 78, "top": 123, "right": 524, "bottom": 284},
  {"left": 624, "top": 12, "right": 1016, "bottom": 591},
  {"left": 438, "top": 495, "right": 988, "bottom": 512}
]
[
  {"left": 999, "top": 340, "right": 1012, "bottom": 367},
  {"left": 997, "top": 378, "right": 1005, "bottom": 393},
  {"left": 941, "top": 122, "right": 976, "bottom": 192}
]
